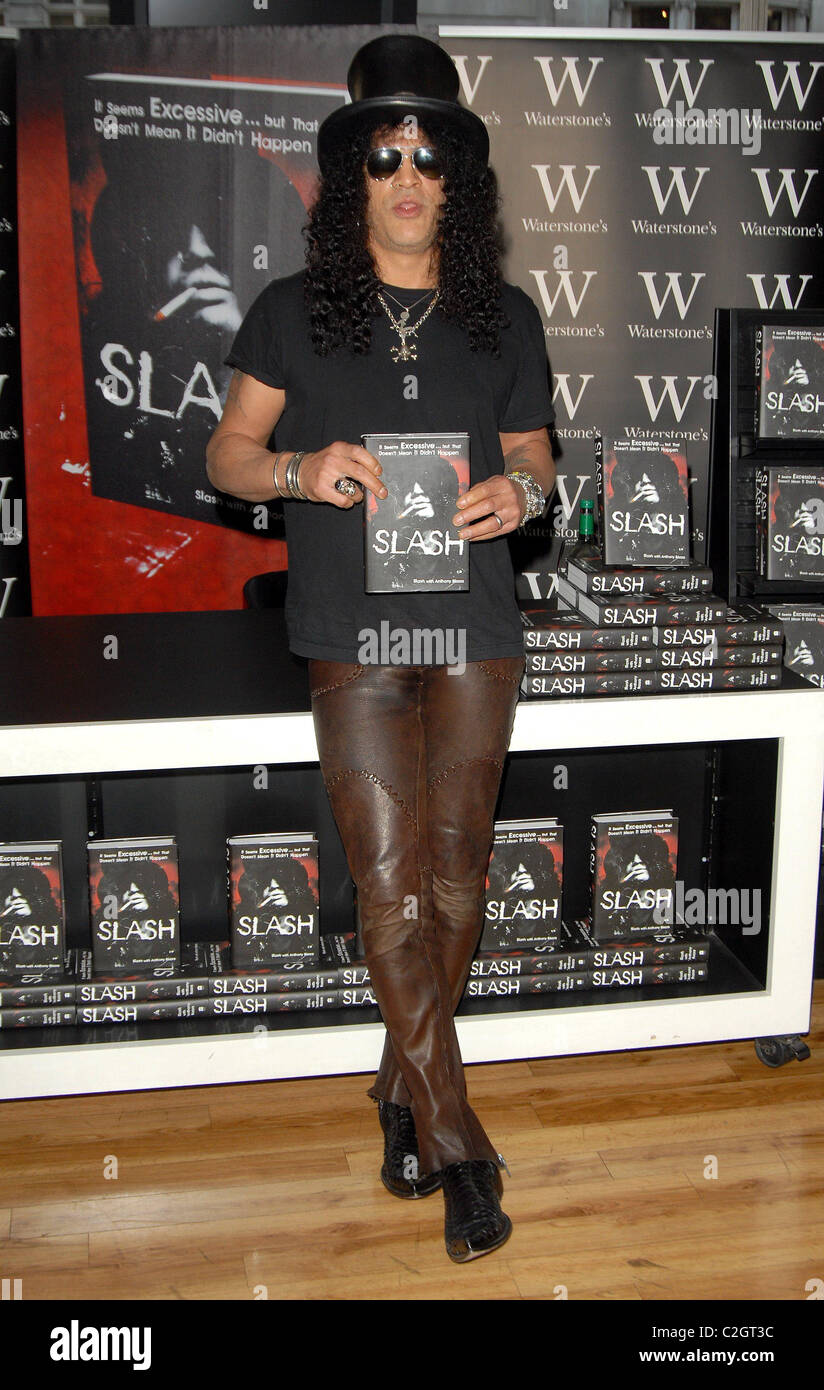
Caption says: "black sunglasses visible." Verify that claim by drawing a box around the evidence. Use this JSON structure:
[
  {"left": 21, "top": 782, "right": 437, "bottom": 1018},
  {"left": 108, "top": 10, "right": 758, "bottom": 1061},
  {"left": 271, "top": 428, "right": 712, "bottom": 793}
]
[{"left": 365, "top": 146, "right": 444, "bottom": 181}]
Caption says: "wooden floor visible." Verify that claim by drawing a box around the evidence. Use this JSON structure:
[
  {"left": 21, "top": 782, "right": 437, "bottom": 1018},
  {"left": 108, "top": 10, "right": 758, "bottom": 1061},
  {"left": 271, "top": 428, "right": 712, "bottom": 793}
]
[{"left": 2, "top": 984, "right": 823, "bottom": 1302}]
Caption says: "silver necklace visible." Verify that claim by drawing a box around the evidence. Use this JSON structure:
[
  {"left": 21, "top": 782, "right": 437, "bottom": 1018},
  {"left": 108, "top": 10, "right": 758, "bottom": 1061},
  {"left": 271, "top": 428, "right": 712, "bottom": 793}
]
[
  {"left": 377, "top": 289, "right": 440, "bottom": 362},
  {"left": 380, "top": 287, "right": 435, "bottom": 319}
]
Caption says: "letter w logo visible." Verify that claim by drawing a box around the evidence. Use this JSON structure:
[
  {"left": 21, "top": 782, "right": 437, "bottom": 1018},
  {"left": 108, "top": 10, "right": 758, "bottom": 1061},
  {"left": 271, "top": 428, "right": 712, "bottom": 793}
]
[
  {"left": 645, "top": 57, "right": 714, "bottom": 107},
  {"left": 529, "top": 269, "right": 597, "bottom": 319},
  {"left": 450, "top": 55, "right": 493, "bottom": 106},
  {"left": 642, "top": 166, "right": 710, "bottom": 215},
  {"left": 533, "top": 56, "right": 603, "bottom": 106},
  {"left": 755, "top": 60, "right": 824, "bottom": 112},
  {"left": 553, "top": 375, "right": 594, "bottom": 420},
  {"left": 638, "top": 271, "right": 705, "bottom": 320},
  {"left": 636, "top": 376, "right": 703, "bottom": 422},
  {"left": 751, "top": 168, "right": 818, "bottom": 217},
  {"left": 532, "top": 164, "right": 599, "bottom": 213},
  {"left": 746, "top": 274, "right": 813, "bottom": 310}
]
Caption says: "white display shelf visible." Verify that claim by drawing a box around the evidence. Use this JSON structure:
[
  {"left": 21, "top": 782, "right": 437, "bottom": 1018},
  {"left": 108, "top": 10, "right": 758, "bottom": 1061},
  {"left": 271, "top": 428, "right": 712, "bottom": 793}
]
[{"left": 1, "top": 680, "right": 822, "bottom": 1101}]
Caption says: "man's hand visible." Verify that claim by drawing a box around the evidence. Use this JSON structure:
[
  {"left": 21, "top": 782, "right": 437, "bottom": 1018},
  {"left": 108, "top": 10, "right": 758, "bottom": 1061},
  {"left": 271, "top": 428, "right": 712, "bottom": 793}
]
[
  {"left": 451, "top": 473, "right": 530, "bottom": 539},
  {"left": 451, "top": 426, "right": 555, "bottom": 540},
  {"left": 296, "top": 442, "right": 388, "bottom": 507}
]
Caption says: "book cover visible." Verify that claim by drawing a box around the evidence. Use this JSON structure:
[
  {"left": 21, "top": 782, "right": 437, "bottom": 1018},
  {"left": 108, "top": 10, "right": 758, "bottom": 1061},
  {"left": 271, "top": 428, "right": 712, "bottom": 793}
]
[
  {"left": 88, "top": 838, "right": 180, "bottom": 976},
  {"left": 757, "top": 465, "right": 824, "bottom": 582},
  {"left": 767, "top": 603, "right": 824, "bottom": 688},
  {"left": 565, "top": 556, "right": 712, "bottom": 598},
  {"left": 757, "top": 324, "right": 824, "bottom": 441},
  {"left": 362, "top": 433, "right": 470, "bottom": 593},
  {"left": 228, "top": 833, "right": 319, "bottom": 969},
  {"left": 597, "top": 437, "right": 691, "bottom": 566},
  {"left": 481, "top": 821, "right": 563, "bottom": 951},
  {"left": 520, "top": 604, "right": 656, "bottom": 650},
  {"left": 64, "top": 67, "right": 310, "bottom": 532},
  {"left": 0, "top": 842, "right": 66, "bottom": 980},
  {"left": 590, "top": 811, "right": 678, "bottom": 939}
]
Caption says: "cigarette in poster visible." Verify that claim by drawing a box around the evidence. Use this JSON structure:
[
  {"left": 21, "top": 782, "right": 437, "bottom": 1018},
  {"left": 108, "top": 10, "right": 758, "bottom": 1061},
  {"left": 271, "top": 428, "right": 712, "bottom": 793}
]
[{"left": 153, "top": 287, "right": 198, "bottom": 321}]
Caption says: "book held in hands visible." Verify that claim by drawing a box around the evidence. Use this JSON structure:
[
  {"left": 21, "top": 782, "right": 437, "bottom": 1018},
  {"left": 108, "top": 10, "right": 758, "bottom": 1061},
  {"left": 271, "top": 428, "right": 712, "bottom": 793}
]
[{"left": 362, "top": 432, "right": 470, "bottom": 592}]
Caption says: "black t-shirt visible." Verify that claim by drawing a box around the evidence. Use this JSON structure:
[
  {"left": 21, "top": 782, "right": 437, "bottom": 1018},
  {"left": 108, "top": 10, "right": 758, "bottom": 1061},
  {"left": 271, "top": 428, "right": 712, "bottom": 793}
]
[{"left": 225, "top": 271, "right": 554, "bottom": 663}]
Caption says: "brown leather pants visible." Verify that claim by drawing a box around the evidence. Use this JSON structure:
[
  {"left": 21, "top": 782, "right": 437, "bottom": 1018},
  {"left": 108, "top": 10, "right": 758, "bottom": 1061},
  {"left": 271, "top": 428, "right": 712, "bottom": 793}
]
[{"left": 309, "top": 656, "right": 524, "bottom": 1176}]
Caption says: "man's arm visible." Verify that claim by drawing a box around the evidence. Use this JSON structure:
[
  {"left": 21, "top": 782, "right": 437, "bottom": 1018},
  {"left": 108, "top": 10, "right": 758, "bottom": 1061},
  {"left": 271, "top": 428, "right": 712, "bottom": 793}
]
[
  {"left": 206, "top": 370, "right": 286, "bottom": 503},
  {"left": 206, "top": 369, "right": 387, "bottom": 507},
  {"left": 452, "top": 427, "right": 555, "bottom": 540}
]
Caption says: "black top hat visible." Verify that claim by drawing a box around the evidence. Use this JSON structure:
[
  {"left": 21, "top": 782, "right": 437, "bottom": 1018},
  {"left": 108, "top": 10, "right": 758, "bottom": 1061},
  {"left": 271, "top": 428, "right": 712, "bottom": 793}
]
[{"left": 317, "top": 35, "right": 489, "bottom": 173}]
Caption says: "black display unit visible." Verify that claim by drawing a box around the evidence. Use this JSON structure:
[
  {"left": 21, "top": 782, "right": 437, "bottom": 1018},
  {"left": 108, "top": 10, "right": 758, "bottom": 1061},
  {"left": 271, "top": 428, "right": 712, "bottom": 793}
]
[{"left": 708, "top": 306, "right": 824, "bottom": 605}]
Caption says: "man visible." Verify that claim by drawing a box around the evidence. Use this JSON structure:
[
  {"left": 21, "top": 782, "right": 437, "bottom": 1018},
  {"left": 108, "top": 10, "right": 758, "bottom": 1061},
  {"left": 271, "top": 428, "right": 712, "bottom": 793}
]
[{"left": 206, "top": 34, "right": 555, "bottom": 1263}]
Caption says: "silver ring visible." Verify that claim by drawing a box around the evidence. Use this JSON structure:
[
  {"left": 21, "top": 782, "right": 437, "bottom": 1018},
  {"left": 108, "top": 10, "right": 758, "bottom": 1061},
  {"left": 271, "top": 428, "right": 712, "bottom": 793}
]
[
  {"left": 493, "top": 512, "right": 504, "bottom": 529},
  {"left": 335, "top": 477, "right": 358, "bottom": 497}
]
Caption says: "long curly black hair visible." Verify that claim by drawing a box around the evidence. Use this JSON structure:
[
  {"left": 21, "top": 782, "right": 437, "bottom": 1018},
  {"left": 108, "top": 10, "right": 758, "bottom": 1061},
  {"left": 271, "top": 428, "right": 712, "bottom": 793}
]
[{"left": 304, "top": 116, "right": 508, "bottom": 357}]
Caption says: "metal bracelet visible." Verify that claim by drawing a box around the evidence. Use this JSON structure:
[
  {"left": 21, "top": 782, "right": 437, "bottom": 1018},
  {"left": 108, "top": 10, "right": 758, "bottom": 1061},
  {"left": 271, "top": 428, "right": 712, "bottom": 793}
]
[
  {"left": 293, "top": 451, "right": 308, "bottom": 500},
  {"left": 272, "top": 452, "right": 287, "bottom": 499},
  {"left": 508, "top": 469, "right": 545, "bottom": 526},
  {"left": 286, "top": 451, "right": 308, "bottom": 500}
]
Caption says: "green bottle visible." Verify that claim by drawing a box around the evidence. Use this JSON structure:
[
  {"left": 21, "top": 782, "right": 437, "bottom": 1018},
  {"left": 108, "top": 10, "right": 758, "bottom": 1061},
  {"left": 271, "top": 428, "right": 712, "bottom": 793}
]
[{"left": 570, "top": 498, "right": 600, "bottom": 563}]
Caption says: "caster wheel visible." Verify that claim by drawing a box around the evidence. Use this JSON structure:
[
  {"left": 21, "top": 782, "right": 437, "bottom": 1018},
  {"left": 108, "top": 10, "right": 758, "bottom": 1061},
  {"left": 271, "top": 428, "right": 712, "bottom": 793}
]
[{"left": 755, "top": 1037, "right": 791, "bottom": 1068}]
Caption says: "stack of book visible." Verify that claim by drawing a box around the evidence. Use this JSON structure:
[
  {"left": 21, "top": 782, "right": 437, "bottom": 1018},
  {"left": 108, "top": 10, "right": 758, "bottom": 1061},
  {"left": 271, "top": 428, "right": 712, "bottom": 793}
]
[
  {"left": 466, "top": 918, "right": 708, "bottom": 996},
  {"left": 0, "top": 935, "right": 376, "bottom": 1029},
  {"left": 521, "top": 571, "right": 784, "bottom": 697},
  {"left": 518, "top": 434, "right": 784, "bottom": 698}
]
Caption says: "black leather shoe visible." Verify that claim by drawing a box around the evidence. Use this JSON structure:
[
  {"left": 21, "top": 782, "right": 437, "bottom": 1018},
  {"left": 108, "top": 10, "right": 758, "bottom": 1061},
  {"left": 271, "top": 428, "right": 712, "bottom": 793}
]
[
  {"left": 377, "top": 1099, "right": 442, "bottom": 1199},
  {"left": 441, "top": 1158, "right": 512, "bottom": 1262}
]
